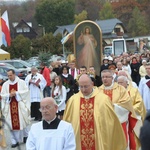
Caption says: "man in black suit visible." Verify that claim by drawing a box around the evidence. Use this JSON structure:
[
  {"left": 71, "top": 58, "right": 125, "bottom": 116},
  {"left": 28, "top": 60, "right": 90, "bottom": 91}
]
[{"left": 140, "top": 111, "right": 150, "bottom": 150}]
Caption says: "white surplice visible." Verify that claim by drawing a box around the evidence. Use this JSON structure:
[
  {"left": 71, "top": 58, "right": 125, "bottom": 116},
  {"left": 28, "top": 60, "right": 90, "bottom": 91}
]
[
  {"left": 25, "top": 73, "right": 47, "bottom": 102},
  {"left": 26, "top": 120, "right": 76, "bottom": 150},
  {"left": 139, "top": 77, "right": 150, "bottom": 110},
  {"left": 1, "top": 76, "right": 30, "bottom": 130},
  {"left": 1, "top": 76, "right": 31, "bottom": 144}
]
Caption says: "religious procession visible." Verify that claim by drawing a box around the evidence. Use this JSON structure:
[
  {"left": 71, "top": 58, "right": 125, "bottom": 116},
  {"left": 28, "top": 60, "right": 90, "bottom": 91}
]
[
  {"left": 0, "top": 5, "right": 150, "bottom": 149},
  {"left": 0, "top": 47, "right": 150, "bottom": 150}
]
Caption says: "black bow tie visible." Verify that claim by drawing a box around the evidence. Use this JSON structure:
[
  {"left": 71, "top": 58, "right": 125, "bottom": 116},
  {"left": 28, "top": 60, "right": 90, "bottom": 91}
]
[
  {"left": 145, "top": 75, "right": 150, "bottom": 79},
  {"left": 43, "top": 118, "right": 60, "bottom": 129}
]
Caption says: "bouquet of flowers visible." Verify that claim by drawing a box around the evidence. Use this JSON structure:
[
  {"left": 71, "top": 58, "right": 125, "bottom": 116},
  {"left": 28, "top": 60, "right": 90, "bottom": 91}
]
[{"left": 63, "top": 78, "right": 70, "bottom": 89}]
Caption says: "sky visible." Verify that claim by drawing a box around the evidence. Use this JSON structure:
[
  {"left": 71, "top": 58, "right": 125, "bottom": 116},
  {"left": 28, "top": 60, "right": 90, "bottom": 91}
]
[{"left": 0, "top": 0, "right": 28, "bottom": 1}]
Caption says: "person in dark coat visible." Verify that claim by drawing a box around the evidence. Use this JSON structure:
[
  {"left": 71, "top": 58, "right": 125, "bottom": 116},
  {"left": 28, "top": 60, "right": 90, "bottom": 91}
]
[
  {"left": 130, "top": 57, "right": 141, "bottom": 86},
  {"left": 100, "top": 57, "right": 109, "bottom": 72},
  {"left": 88, "top": 66, "right": 101, "bottom": 87},
  {"left": 60, "top": 66, "right": 74, "bottom": 103},
  {"left": 99, "top": 57, "right": 109, "bottom": 86},
  {"left": 140, "top": 110, "right": 150, "bottom": 150}
]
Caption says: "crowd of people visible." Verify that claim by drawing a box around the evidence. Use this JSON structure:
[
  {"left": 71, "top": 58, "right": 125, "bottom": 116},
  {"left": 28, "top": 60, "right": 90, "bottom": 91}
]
[{"left": 0, "top": 50, "right": 150, "bottom": 149}]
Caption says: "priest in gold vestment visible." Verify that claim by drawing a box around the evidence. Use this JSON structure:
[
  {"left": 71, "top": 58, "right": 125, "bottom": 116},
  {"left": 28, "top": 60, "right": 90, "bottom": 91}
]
[
  {"left": 99, "top": 69, "right": 138, "bottom": 150},
  {"left": 99, "top": 70, "right": 135, "bottom": 114},
  {"left": 63, "top": 74, "right": 127, "bottom": 150},
  {"left": 117, "top": 75, "right": 146, "bottom": 149},
  {"left": 127, "top": 83, "right": 146, "bottom": 121},
  {"left": 117, "top": 75, "right": 146, "bottom": 121}
]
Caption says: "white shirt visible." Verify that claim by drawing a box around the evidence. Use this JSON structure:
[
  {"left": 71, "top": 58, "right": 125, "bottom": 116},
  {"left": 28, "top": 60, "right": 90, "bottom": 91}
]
[
  {"left": 25, "top": 73, "right": 47, "bottom": 102},
  {"left": 26, "top": 120, "right": 76, "bottom": 150},
  {"left": 139, "top": 77, "right": 150, "bottom": 110},
  {"left": 53, "top": 85, "right": 66, "bottom": 111}
]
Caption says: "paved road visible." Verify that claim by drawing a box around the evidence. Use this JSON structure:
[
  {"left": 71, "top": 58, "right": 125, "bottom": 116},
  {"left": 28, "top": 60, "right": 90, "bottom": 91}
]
[
  {"left": 3, "top": 130, "right": 26, "bottom": 150},
  {"left": 2, "top": 120, "right": 142, "bottom": 150},
  {"left": 2, "top": 120, "right": 36, "bottom": 150}
]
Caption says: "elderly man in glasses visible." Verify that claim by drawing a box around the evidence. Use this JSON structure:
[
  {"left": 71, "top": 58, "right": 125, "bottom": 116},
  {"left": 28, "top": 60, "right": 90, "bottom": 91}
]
[
  {"left": 63, "top": 74, "right": 127, "bottom": 150},
  {"left": 99, "top": 69, "right": 138, "bottom": 150},
  {"left": 26, "top": 97, "right": 76, "bottom": 150}
]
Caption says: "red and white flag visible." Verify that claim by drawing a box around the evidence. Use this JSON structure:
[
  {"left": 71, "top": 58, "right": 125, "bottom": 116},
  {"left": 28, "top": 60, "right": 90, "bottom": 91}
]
[{"left": 0, "top": 10, "right": 11, "bottom": 46}]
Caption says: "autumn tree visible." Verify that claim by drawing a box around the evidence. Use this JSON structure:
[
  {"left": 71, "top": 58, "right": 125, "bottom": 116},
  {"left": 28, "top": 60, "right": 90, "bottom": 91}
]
[
  {"left": 112, "top": 0, "right": 140, "bottom": 27},
  {"left": 4, "top": 35, "right": 32, "bottom": 59},
  {"left": 128, "top": 7, "right": 149, "bottom": 37},
  {"left": 74, "top": 10, "right": 88, "bottom": 24},
  {"left": 99, "top": 2, "right": 116, "bottom": 20},
  {"left": 145, "top": 5, "right": 150, "bottom": 31},
  {"left": 75, "top": 0, "right": 101, "bottom": 20},
  {"left": 31, "top": 33, "right": 62, "bottom": 55},
  {"left": 0, "top": 1, "right": 39, "bottom": 41},
  {"left": 140, "top": 0, "right": 150, "bottom": 31},
  {"left": 136, "top": 0, "right": 149, "bottom": 3},
  {"left": 35, "top": 0, "right": 75, "bottom": 33}
]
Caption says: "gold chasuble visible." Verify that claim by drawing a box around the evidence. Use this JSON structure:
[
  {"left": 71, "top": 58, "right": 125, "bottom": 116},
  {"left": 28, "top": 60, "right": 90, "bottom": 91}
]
[
  {"left": 99, "top": 83, "right": 138, "bottom": 150},
  {"left": 63, "top": 87, "right": 127, "bottom": 150},
  {"left": 99, "top": 82, "right": 136, "bottom": 118},
  {"left": 127, "top": 84, "right": 146, "bottom": 149},
  {"left": 9, "top": 83, "right": 20, "bottom": 130},
  {"left": 127, "top": 84, "right": 146, "bottom": 122}
]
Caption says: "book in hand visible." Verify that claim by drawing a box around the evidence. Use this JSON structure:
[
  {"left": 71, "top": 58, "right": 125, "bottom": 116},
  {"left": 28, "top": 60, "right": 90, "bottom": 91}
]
[
  {"left": 146, "top": 80, "right": 150, "bottom": 88},
  {"left": 31, "top": 78, "right": 41, "bottom": 86}
]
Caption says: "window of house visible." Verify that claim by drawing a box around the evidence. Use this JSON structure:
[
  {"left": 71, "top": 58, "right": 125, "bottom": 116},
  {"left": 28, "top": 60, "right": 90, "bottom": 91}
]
[
  {"left": 16, "top": 28, "right": 23, "bottom": 33},
  {"left": 114, "top": 28, "right": 120, "bottom": 33},
  {"left": 23, "top": 27, "right": 30, "bottom": 32}
]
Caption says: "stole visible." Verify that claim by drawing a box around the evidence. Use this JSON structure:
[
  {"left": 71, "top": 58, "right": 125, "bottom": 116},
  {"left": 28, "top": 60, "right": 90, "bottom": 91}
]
[
  {"left": 9, "top": 83, "right": 20, "bottom": 130},
  {"left": 80, "top": 97, "right": 95, "bottom": 150}
]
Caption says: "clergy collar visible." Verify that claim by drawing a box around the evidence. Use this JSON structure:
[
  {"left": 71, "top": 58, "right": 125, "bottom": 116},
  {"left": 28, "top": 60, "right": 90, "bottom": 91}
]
[
  {"left": 46, "top": 116, "right": 56, "bottom": 124},
  {"left": 84, "top": 88, "right": 94, "bottom": 99},
  {"left": 43, "top": 117, "right": 61, "bottom": 129},
  {"left": 104, "top": 82, "right": 114, "bottom": 90},
  {"left": 9, "top": 76, "right": 19, "bottom": 85}
]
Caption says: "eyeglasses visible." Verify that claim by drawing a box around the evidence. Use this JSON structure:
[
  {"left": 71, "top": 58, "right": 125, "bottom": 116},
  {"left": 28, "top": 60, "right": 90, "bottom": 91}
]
[
  {"left": 39, "top": 105, "right": 54, "bottom": 112},
  {"left": 101, "top": 76, "right": 112, "bottom": 79},
  {"left": 79, "top": 85, "right": 90, "bottom": 89}
]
